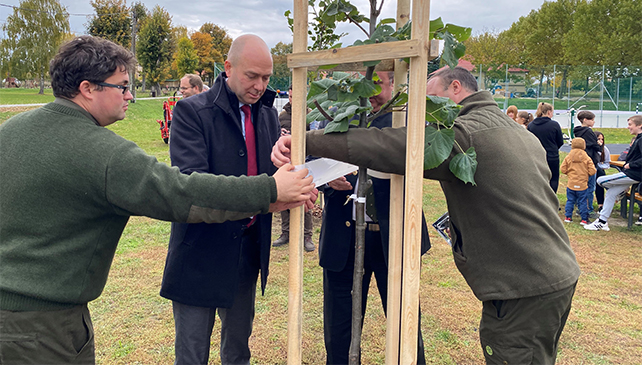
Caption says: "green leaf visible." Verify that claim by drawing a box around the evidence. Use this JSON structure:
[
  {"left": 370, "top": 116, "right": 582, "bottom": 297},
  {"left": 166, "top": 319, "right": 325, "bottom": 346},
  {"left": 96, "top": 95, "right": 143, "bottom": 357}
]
[
  {"left": 363, "top": 60, "right": 381, "bottom": 67},
  {"left": 326, "top": 2, "right": 339, "bottom": 16},
  {"left": 333, "top": 103, "right": 360, "bottom": 122},
  {"left": 370, "top": 24, "right": 395, "bottom": 43},
  {"left": 449, "top": 147, "right": 477, "bottom": 185},
  {"left": 332, "top": 71, "right": 352, "bottom": 81},
  {"left": 444, "top": 24, "right": 472, "bottom": 42},
  {"left": 327, "top": 84, "right": 339, "bottom": 101},
  {"left": 429, "top": 17, "right": 444, "bottom": 34},
  {"left": 330, "top": 43, "right": 343, "bottom": 49},
  {"left": 393, "top": 93, "right": 409, "bottom": 107},
  {"left": 379, "top": 18, "right": 396, "bottom": 25},
  {"left": 337, "top": 0, "right": 354, "bottom": 13},
  {"left": 424, "top": 126, "right": 455, "bottom": 170},
  {"left": 308, "top": 78, "right": 338, "bottom": 99},
  {"left": 307, "top": 93, "right": 328, "bottom": 108},
  {"left": 323, "top": 119, "right": 351, "bottom": 134},
  {"left": 352, "top": 78, "right": 379, "bottom": 98},
  {"left": 306, "top": 108, "right": 324, "bottom": 124},
  {"left": 440, "top": 31, "right": 459, "bottom": 69},
  {"left": 319, "top": 64, "right": 339, "bottom": 69}
]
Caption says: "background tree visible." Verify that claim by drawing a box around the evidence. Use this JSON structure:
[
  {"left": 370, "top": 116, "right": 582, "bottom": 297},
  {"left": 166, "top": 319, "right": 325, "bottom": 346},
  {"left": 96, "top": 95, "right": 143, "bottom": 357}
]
[
  {"left": 564, "top": 0, "right": 641, "bottom": 77},
  {"left": 173, "top": 25, "right": 190, "bottom": 41},
  {"left": 174, "top": 37, "right": 199, "bottom": 77},
  {"left": 87, "top": 0, "right": 131, "bottom": 49},
  {"left": 190, "top": 31, "right": 220, "bottom": 85},
  {"left": 199, "top": 22, "right": 232, "bottom": 60},
  {"left": 136, "top": 5, "right": 174, "bottom": 96},
  {"left": 130, "top": 1, "right": 148, "bottom": 90},
  {"left": 1, "top": 0, "right": 70, "bottom": 94},
  {"left": 270, "top": 41, "right": 293, "bottom": 91}
]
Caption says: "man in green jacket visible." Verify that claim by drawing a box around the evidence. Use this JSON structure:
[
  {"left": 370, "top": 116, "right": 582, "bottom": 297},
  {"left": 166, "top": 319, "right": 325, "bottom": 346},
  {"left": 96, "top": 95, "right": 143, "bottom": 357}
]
[
  {"left": 272, "top": 67, "right": 580, "bottom": 364},
  {"left": 0, "top": 36, "right": 315, "bottom": 365}
]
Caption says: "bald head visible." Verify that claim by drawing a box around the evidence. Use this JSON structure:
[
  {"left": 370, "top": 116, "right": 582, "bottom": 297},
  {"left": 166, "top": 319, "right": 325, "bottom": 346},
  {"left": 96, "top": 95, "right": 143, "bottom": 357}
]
[
  {"left": 227, "top": 34, "right": 272, "bottom": 67},
  {"left": 224, "top": 34, "right": 273, "bottom": 105}
]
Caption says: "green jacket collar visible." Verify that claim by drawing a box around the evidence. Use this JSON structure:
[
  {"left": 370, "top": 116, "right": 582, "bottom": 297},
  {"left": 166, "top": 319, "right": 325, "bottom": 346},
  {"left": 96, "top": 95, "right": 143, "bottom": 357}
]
[{"left": 54, "top": 97, "right": 101, "bottom": 126}]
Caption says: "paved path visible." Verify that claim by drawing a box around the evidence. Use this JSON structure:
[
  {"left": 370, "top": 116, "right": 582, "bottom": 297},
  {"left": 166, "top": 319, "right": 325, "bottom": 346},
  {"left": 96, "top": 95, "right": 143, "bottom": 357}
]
[{"left": 560, "top": 143, "right": 627, "bottom": 155}]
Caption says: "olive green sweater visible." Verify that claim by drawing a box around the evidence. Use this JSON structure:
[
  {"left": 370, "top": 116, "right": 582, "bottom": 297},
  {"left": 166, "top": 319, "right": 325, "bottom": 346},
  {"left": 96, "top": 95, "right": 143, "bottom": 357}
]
[
  {"left": 305, "top": 91, "right": 580, "bottom": 301},
  {"left": 0, "top": 101, "right": 277, "bottom": 311}
]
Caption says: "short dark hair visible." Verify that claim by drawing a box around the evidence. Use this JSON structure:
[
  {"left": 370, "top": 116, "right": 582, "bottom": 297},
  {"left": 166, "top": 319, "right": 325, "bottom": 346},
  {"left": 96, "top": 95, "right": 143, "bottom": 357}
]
[
  {"left": 50, "top": 36, "right": 135, "bottom": 98},
  {"left": 577, "top": 110, "right": 595, "bottom": 123},
  {"left": 433, "top": 66, "right": 478, "bottom": 93},
  {"left": 182, "top": 74, "right": 204, "bottom": 91}
]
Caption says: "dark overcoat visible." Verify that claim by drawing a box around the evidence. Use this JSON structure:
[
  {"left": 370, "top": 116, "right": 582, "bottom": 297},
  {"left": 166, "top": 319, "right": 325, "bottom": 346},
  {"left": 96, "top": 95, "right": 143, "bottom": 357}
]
[
  {"left": 318, "top": 113, "right": 431, "bottom": 272},
  {"left": 160, "top": 72, "right": 280, "bottom": 308}
]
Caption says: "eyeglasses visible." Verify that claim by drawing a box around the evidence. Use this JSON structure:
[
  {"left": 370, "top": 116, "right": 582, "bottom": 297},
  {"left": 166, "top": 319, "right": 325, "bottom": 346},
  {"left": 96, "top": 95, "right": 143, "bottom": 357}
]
[{"left": 96, "top": 82, "right": 130, "bottom": 95}]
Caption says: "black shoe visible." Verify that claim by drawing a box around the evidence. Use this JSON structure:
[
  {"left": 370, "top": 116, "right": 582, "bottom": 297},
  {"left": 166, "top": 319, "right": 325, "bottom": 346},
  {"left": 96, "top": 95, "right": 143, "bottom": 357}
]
[
  {"left": 636, "top": 217, "right": 642, "bottom": 226},
  {"left": 272, "top": 234, "right": 289, "bottom": 247},
  {"left": 304, "top": 237, "right": 315, "bottom": 252}
]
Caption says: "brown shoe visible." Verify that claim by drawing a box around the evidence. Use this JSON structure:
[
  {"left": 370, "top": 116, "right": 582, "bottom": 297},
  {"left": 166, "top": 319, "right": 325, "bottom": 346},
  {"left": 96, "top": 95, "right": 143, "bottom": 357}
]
[
  {"left": 272, "top": 234, "right": 289, "bottom": 247},
  {"left": 304, "top": 237, "right": 315, "bottom": 252}
]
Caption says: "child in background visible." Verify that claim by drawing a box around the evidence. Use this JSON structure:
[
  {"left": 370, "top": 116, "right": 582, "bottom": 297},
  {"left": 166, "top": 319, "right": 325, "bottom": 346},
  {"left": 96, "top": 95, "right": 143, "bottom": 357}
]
[
  {"left": 516, "top": 111, "right": 533, "bottom": 128},
  {"left": 594, "top": 131, "right": 611, "bottom": 213},
  {"left": 506, "top": 105, "right": 518, "bottom": 121},
  {"left": 573, "top": 111, "right": 600, "bottom": 217},
  {"left": 561, "top": 138, "right": 596, "bottom": 225}
]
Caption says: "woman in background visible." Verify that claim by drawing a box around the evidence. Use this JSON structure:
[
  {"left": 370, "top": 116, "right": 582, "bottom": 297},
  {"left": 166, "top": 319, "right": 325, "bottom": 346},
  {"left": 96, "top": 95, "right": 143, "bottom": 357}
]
[
  {"left": 594, "top": 131, "right": 611, "bottom": 213},
  {"left": 527, "top": 102, "right": 564, "bottom": 192}
]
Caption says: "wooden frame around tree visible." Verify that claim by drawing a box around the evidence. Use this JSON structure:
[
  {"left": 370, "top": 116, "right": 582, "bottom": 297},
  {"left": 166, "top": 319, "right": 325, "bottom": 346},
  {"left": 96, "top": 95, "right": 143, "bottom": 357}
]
[{"left": 287, "top": 1, "right": 436, "bottom": 363}]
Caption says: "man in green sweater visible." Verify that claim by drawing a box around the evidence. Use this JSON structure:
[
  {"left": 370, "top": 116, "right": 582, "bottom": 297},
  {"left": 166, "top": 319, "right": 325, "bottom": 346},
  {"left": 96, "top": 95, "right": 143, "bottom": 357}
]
[
  {"left": 0, "top": 36, "right": 315, "bottom": 364},
  {"left": 272, "top": 67, "right": 580, "bottom": 364}
]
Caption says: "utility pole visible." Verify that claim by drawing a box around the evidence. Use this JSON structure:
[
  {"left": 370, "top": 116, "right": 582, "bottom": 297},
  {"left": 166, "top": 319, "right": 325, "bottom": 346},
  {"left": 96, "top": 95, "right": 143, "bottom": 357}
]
[{"left": 130, "top": 7, "right": 137, "bottom": 102}]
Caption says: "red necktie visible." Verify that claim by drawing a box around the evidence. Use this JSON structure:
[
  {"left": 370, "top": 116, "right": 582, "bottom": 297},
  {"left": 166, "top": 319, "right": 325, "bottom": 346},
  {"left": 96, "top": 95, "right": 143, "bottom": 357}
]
[{"left": 241, "top": 105, "right": 257, "bottom": 176}]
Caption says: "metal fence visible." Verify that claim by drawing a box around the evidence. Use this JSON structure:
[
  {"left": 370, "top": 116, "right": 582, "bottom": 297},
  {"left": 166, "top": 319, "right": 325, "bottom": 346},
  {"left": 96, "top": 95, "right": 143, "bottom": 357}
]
[{"left": 472, "top": 64, "right": 642, "bottom": 128}]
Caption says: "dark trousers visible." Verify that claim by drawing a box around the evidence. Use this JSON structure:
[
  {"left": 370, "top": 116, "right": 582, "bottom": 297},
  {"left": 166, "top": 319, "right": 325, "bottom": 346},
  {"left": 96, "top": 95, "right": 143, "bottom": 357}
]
[
  {"left": 595, "top": 167, "right": 606, "bottom": 205},
  {"left": 172, "top": 226, "right": 260, "bottom": 365},
  {"left": 547, "top": 157, "right": 560, "bottom": 193},
  {"left": 0, "top": 304, "right": 95, "bottom": 365},
  {"left": 565, "top": 188, "right": 588, "bottom": 221},
  {"left": 323, "top": 228, "right": 426, "bottom": 365},
  {"left": 479, "top": 283, "right": 576, "bottom": 365}
]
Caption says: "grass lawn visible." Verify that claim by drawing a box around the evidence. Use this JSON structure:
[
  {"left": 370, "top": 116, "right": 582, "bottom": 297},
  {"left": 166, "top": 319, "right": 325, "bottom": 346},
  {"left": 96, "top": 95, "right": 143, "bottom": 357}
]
[
  {"left": 494, "top": 97, "right": 641, "bottom": 112},
  {"left": 1, "top": 96, "right": 641, "bottom": 364}
]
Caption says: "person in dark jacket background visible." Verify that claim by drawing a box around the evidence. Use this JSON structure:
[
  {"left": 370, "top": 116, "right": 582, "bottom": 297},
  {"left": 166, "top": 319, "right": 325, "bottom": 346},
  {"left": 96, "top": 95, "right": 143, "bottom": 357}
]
[
  {"left": 528, "top": 102, "right": 564, "bottom": 192},
  {"left": 573, "top": 110, "right": 600, "bottom": 217},
  {"left": 317, "top": 71, "right": 429, "bottom": 364}
]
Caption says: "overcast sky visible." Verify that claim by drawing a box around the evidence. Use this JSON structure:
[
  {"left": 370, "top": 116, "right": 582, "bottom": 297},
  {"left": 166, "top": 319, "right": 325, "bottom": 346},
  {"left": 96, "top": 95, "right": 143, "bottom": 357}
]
[{"left": 1, "top": 0, "right": 548, "bottom": 49}]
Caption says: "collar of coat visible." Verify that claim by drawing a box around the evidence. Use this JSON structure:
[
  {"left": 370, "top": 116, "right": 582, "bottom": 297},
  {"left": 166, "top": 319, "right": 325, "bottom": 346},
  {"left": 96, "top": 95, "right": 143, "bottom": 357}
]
[{"left": 457, "top": 91, "right": 497, "bottom": 117}]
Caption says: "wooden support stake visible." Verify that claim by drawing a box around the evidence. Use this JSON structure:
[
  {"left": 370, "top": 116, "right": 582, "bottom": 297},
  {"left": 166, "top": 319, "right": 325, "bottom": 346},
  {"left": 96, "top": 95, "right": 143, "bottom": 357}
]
[
  {"left": 287, "top": 39, "right": 421, "bottom": 68},
  {"left": 287, "top": 1, "right": 308, "bottom": 364},
  {"left": 385, "top": 0, "right": 411, "bottom": 364},
  {"left": 400, "top": 0, "right": 430, "bottom": 364}
]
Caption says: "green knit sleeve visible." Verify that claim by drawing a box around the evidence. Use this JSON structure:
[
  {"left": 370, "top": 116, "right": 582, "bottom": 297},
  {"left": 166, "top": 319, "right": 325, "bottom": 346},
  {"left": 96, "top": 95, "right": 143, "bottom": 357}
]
[{"left": 103, "top": 139, "right": 277, "bottom": 223}]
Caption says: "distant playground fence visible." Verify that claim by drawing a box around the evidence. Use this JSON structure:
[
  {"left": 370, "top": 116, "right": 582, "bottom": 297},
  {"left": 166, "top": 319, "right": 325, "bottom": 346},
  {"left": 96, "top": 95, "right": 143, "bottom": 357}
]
[{"left": 472, "top": 63, "right": 642, "bottom": 128}]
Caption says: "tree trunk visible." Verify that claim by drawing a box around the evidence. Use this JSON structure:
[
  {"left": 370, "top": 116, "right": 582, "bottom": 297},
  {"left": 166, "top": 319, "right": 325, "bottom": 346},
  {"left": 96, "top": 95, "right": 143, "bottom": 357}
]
[
  {"left": 348, "top": 3, "right": 380, "bottom": 362},
  {"left": 39, "top": 65, "right": 45, "bottom": 95},
  {"left": 348, "top": 66, "right": 375, "bottom": 365},
  {"left": 538, "top": 68, "right": 545, "bottom": 100},
  {"left": 142, "top": 74, "right": 147, "bottom": 92}
]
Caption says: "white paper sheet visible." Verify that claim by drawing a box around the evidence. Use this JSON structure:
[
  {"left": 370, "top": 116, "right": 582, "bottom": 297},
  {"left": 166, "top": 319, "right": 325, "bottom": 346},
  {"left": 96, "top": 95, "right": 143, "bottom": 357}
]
[{"left": 294, "top": 158, "right": 358, "bottom": 188}]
